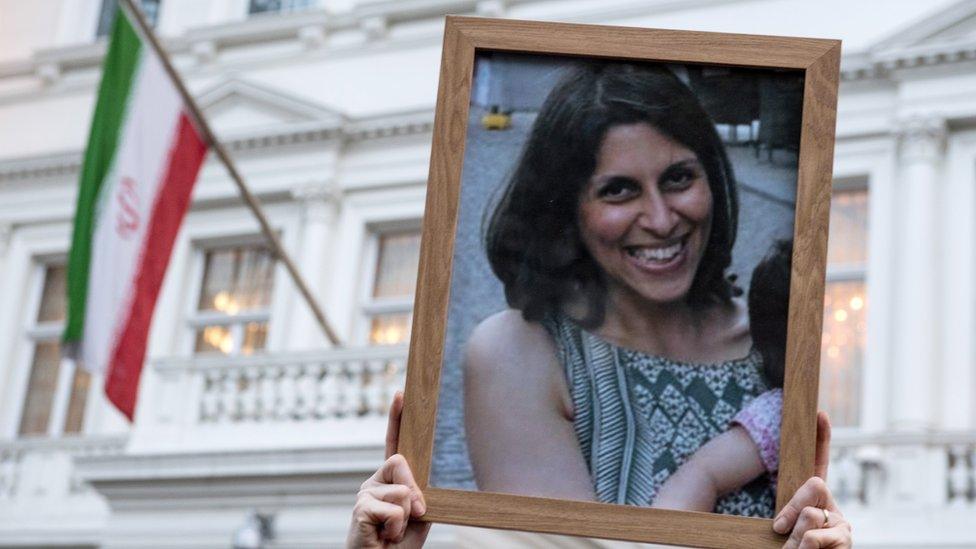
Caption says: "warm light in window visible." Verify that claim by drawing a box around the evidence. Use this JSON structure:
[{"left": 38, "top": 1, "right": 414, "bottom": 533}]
[
  {"left": 369, "top": 313, "right": 411, "bottom": 345},
  {"left": 213, "top": 291, "right": 241, "bottom": 315},
  {"left": 834, "top": 309, "right": 848, "bottom": 322},
  {"left": 203, "top": 326, "right": 233, "bottom": 354},
  {"left": 849, "top": 295, "right": 864, "bottom": 311},
  {"left": 827, "top": 345, "right": 840, "bottom": 359},
  {"left": 372, "top": 324, "right": 404, "bottom": 345}
]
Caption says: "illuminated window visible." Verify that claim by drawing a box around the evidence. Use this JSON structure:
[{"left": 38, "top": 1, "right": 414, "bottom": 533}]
[
  {"left": 191, "top": 244, "right": 275, "bottom": 356},
  {"left": 820, "top": 188, "right": 868, "bottom": 427},
  {"left": 96, "top": 0, "right": 161, "bottom": 37},
  {"left": 364, "top": 231, "right": 421, "bottom": 345},
  {"left": 19, "top": 263, "right": 91, "bottom": 437},
  {"left": 248, "top": 0, "right": 317, "bottom": 15}
]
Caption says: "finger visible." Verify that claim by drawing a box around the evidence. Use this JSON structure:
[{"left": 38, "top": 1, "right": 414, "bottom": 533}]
[
  {"left": 365, "top": 454, "right": 426, "bottom": 516},
  {"left": 361, "top": 484, "right": 413, "bottom": 539},
  {"left": 796, "top": 523, "right": 853, "bottom": 549},
  {"left": 352, "top": 498, "right": 406, "bottom": 544},
  {"left": 385, "top": 391, "right": 405, "bottom": 459},
  {"left": 814, "top": 411, "right": 832, "bottom": 481},
  {"left": 773, "top": 477, "right": 838, "bottom": 534},
  {"left": 783, "top": 506, "right": 831, "bottom": 549}
]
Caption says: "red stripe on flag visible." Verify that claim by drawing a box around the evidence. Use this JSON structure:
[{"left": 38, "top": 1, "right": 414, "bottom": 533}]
[{"left": 105, "top": 113, "right": 207, "bottom": 420}]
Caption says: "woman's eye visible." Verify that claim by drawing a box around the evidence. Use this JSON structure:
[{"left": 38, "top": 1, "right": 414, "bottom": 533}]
[
  {"left": 662, "top": 168, "right": 697, "bottom": 190},
  {"left": 597, "top": 178, "right": 638, "bottom": 200}
]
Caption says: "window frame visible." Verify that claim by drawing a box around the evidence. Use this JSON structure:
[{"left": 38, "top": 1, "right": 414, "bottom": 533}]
[
  {"left": 358, "top": 221, "right": 422, "bottom": 346},
  {"left": 820, "top": 180, "right": 870, "bottom": 430},
  {"left": 14, "top": 258, "right": 98, "bottom": 439},
  {"left": 185, "top": 235, "right": 277, "bottom": 357}
]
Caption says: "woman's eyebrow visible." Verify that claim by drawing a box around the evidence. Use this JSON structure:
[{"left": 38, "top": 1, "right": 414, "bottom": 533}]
[{"left": 666, "top": 158, "right": 703, "bottom": 170}]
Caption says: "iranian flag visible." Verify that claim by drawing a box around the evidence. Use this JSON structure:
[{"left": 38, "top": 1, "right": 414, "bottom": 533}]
[{"left": 64, "top": 8, "right": 208, "bottom": 420}]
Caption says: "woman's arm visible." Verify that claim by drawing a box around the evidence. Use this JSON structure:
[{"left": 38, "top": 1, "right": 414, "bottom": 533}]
[
  {"left": 464, "top": 310, "right": 595, "bottom": 500},
  {"left": 652, "top": 425, "right": 765, "bottom": 511}
]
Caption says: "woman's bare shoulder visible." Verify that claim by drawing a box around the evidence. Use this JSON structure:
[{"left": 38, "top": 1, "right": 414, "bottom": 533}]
[
  {"left": 466, "top": 309, "right": 557, "bottom": 366},
  {"left": 464, "top": 309, "right": 567, "bottom": 406}
]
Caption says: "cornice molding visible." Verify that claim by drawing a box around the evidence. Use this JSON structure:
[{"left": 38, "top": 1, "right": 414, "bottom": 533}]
[
  {"left": 842, "top": 38, "right": 976, "bottom": 82},
  {"left": 0, "top": 109, "right": 434, "bottom": 182}
]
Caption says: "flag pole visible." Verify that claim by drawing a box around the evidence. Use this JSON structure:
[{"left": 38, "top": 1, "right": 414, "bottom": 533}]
[{"left": 118, "top": 0, "right": 342, "bottom": 346}]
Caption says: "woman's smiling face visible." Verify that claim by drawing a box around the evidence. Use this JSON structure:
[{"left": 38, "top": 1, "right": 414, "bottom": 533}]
[{"left": 578, "top": 122, "right": 713, "bottom": 307}]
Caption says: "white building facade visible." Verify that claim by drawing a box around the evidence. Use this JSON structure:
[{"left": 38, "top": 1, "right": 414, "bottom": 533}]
[{"left": 0, "top": 0, "right": 974, "bottom": 547}]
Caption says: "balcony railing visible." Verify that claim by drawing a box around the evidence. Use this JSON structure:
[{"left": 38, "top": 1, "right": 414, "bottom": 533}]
[
  {"left": 0, "top": 435, "right": 125, "bottom": 502},
  {"left": 830, "top": 430, "right": 976, "bottom": 508},
  {"left": 135, "top": 345, "right": 408, "bottom": 453}
]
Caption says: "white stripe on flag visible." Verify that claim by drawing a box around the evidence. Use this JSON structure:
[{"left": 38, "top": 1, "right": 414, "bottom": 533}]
[{"left": 83, "top": 49, "right": 185, "bottom": 375}]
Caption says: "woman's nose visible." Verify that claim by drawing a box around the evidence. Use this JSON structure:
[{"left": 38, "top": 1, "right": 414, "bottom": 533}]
[{"left": 636, "top": 190, "right": 679, "bottom": 236}]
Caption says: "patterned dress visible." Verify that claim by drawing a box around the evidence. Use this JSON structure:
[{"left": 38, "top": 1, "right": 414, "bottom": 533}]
[{"left": 542, "top": 314, "right": 777, "bottom": 517}]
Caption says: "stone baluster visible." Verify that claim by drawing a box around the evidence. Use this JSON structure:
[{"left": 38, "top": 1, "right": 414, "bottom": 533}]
[
  {"left": 948, "top": 444, "right": 970, "bottom": 506},
  {"left": 218, "top": 373, "right": 237, "bottom": 423},
  {"left": 342, "top": 362, "right": 363, "bottom": 417},
  {"left": 238, "top": 366, "right": 260, "bottom": 421},
  {"left": 258, "top": 367, "right": 277, "bottom": 421},
  {"left": 199, "top": 371, "right": 222, "bottom": 422},
  {"left": 320, "top": 362, "right": 342, "bottom": 419},
  {"left": 293, "top": 363, "right": 316, "bottom": 420},
  {"left": 0, "top": 448, "right": 20, "bottom": 499},
  {"left": 363, "top": 360, "right": 386, "bottom": 416}
]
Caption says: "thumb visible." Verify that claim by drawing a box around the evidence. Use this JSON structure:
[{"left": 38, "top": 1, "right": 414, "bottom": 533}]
[{"left": 814, "top": 411, "right": 831, "bottom": 481}]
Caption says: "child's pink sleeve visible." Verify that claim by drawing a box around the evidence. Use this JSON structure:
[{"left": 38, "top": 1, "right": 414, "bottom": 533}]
[{"left": 731, "top": 388, "right": 783, "bottom": 473}]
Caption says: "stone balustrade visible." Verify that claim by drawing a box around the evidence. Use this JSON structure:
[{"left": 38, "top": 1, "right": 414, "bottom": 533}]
[{"left": 830, "top": 430, "right": 976, "bottom": 508}]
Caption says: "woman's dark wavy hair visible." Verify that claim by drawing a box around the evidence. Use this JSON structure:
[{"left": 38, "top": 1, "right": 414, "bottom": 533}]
[{"left": 485, "top": 62, "right": 739, "bottom": 327}]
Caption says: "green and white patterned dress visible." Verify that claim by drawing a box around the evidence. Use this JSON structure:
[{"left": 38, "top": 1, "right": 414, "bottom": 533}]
[{"left": 542, "top": 314, "right": 776, "bottom": 517}]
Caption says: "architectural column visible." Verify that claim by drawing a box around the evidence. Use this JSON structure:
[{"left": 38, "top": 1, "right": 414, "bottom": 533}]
[
  {"left": 891, "top": 116, "right": 946, "bottom": 431},
  {"left": 287, "top": 181, "right": 341, "bottom": 350},
  {"left": 887, "top": 116, "right": 947, "bottom": 508}
]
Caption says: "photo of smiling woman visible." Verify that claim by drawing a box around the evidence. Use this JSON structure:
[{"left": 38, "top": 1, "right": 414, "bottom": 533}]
[{"left": 430, "top": 54, "right": 804, "bottom": 518}]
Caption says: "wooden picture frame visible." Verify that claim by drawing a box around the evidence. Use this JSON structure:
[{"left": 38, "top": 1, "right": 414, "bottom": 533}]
[{"left": 400, "top": 16, "right": 840, "bottom": 548}]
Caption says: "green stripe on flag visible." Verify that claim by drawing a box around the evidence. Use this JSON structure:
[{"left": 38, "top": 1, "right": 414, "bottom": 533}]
[{"left": 64, "top": 10, "right": 142, "bottom": 344}]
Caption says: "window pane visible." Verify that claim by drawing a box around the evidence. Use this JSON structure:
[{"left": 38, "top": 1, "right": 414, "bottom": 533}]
[
  {"left": 18, "top": 342, "right": 62, "bottom": 436},
  {"left": 195, "top": 325, "right": 234, "bottom": 355},
  {"left": 373, "top": 232, "right": 421, "bottom": 299},
  {"left": 198, "top": 245, "right": 275, "bottom": 313},
  {"left": 37, "top": 264, "right": 67, "bottom": 323},
  {"left": 826, "top": 189, "right": 868, "bottom": 266},
  {"left": 96, "top": 0, "right": 161, "bottom": 37},
  {"left": 369, "top": 313, "right": 412, "bottom": 345},
  {"left": 64, "top": 367, "right": 91, "bottom": 434},
  {"left": 241, "top": 322, "right": 268, "bottom": 356},
  {"left": 819, "top": 280, "right": 867, "bottom": 427},
  {"left": 249, "top": 0, "right": 316, "bottom": 14}
]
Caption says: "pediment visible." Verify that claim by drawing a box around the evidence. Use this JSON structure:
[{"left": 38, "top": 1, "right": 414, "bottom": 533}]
[
  {"left": 197, "top": 78, "right": 345, "bottom": 135},
  {"left": 871, "top": 0, "right": 976, "bottom": 51}
]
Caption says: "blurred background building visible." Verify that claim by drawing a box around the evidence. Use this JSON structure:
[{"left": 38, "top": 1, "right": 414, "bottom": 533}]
[{"left": 0, "top": 0, "right": 973, "bottom": 547}]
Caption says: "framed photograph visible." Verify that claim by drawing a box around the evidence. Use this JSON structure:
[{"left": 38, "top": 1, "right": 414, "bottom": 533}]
[{"left": 399, "top": 16, "right": 840, "bottom": 548}]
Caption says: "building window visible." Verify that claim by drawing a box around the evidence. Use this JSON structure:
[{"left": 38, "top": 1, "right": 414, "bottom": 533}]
[
  {"left": 364, "top": 231, "right": 421, "bottom": 345},
  {"left": 96, "top": 0, "right": 162, "bottom": 37},
  {"left": 191, "top": 243, "right": 275, "bottom": 356},
  {"left": 819, "top": 188, "right": 868, "bottom": 427},
  {"left": 19, "top": 264, "right": 91, "bottom": 437},
  {"left": 248, "top": 0, "right": 317, "bottom": 15}
]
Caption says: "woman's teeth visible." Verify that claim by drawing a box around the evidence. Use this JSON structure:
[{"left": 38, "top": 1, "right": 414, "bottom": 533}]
[{"left": 626, "top": 241, "right": 684, "bottom": 262}]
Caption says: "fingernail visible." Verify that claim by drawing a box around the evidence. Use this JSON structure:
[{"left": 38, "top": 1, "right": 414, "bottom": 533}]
[{"left": 773, "top": 516, "right": 787, "bottom": 534}]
